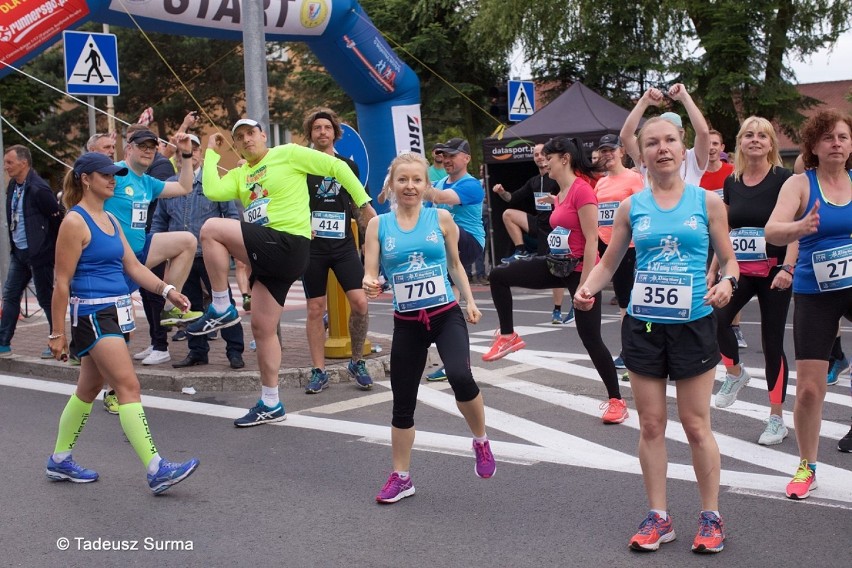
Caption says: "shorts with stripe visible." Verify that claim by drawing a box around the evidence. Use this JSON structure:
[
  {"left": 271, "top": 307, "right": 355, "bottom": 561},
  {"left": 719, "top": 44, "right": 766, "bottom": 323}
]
[{"left": 70, "top": 304, "right": 129, "bottom": 358}]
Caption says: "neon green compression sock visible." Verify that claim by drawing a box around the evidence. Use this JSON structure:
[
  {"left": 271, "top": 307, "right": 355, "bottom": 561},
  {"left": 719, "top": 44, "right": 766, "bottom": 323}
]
[
  {"left": 53, "top": 393, "right": 93, "bottom": 456},
  {"left": 118, "top": 402, "right": 159, "bottom": 467}
]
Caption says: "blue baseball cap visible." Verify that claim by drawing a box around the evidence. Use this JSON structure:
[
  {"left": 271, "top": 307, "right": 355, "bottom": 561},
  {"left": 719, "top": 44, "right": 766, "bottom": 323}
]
[
  {"left": 73, "top": 152, "right": 128, "bottom": 177},
  {"left": 660, "top": 112, "right": 683, "bottom": 129}
]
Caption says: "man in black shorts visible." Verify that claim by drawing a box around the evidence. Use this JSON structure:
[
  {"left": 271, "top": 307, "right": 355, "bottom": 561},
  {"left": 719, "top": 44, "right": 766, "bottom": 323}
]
[{"left": 300, "top": 108, "right": 376, "bottom": 394}]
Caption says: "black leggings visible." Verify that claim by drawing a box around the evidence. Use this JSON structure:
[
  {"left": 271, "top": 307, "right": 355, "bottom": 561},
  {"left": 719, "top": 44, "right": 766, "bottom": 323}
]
[
  {"left": 715, "top": 269, "right": 791, "bottom": 405},
  {"left": 390, "top": 303, "right": 480, "bottom": 430},
  {"left": 489, "top": 257, "right": 621, "bottom": 399},
  {"left": 598, "top": 240, "right": 636, "bottom": 309}
]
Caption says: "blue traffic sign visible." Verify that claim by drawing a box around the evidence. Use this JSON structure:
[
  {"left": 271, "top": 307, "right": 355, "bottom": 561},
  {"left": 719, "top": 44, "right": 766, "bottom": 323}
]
[
  {"left": 508, "top": 80, "right": 535, "bottom": 122},
  {"left": 63, "top": 31, "right": 120, "bottom": 96},
  {"left": 335, "top": 124, "right": 370, "bottom": 188}
]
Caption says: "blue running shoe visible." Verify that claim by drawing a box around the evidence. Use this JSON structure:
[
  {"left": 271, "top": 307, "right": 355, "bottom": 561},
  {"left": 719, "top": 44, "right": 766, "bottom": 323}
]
[
  {"left": 551, "top": 309, "right": 563, "bottom": 324},
  {"left": 827, "top": 356, "right": 849, "bottom": 386},
  {"left": 46, "top": 455, "right": 99, "bottom": 483},
  {"left": 562, "top": 305, "right": 575, "bottom": 324},
  {"left": 425, "top": 366, "right": 447, "bottom": 382},
  {"left": 305, "top": 368, "right": 329, "bottom": 394},
  {"left": 614, "top": 354, "right": 627, "bottom": 370},
  {"left": 234, "top": 400, "right": 286, "bottom": 427},
  {"left": 501, "top": 251, "right": 530, "bottom": 264},
  {"left": 147, "top": 457, "right": 200, "bottom": 495},
  {"left": 186, "top": 305, "right": 241, "bottom": 336},
  {"left": 348, "top": 359, "right": 373, "bottom": 390}
]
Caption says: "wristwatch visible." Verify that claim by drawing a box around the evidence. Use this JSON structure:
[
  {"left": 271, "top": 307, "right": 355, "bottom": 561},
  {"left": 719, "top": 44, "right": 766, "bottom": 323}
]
[
  {"left": 719, "top": 275, "right": 738, "bottom": 291},
  {"left": 780, "top": 264, "right": 795, "bottom": 275}
]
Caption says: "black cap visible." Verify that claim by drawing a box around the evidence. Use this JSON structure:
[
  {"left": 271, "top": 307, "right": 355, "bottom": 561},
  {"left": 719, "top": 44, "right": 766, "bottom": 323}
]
[
  {"left": 73, "top": 152, "right": 128, "bottom": 177},
  {"left": 597, "top": 134, "right": 621, "bottom": 150},
  {"left": 127, "top": 130, "right": 158, "bottom": 145},
  {"left": 435, "top": 138, "right": 471, "bottom": 155}
]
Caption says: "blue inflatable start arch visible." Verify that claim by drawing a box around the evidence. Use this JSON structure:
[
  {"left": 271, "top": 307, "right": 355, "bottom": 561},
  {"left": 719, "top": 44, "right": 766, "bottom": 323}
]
[{"left": 0, "top": 0, "right": 423, "bottom": 201}]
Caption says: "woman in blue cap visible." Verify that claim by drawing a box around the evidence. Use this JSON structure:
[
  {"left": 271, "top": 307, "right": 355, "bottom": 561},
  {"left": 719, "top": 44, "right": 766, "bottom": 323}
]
[{"left": 45, "top": 152, "right": 200, "bottom": 494}]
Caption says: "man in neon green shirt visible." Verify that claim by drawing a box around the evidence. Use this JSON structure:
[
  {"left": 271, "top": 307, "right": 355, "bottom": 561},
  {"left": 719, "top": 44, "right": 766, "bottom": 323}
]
[{"left": 188, "top": 118, "right": 369, "bottom": 427}]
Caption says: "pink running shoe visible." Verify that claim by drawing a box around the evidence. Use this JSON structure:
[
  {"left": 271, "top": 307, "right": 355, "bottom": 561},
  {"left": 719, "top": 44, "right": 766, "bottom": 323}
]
[
  {"left": 482, "top": 332, "right": 526, "bottom": 362},
  {"left": 473, "top": 439, "right": 496, "bottom": 478},
  {"left": 601, "top": 397, "right": 629, "bottom": 424},
  {"left": 376, "top": 472, "right": 415, "bottom": 504}
]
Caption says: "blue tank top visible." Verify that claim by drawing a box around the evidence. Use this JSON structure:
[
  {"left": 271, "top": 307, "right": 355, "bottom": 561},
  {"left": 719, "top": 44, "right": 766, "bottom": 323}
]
[
  {"left": 70, "top": 206, "right": 129, "bottom": 316},
  {"left": 377, "top": 207, "right": 456, "bottom": 312},
  {"left": 629, "top": 184, "right": 711, "bottom": 323},
  {"left": 794, "top": 169, "right": 852, "bottom": 294}
]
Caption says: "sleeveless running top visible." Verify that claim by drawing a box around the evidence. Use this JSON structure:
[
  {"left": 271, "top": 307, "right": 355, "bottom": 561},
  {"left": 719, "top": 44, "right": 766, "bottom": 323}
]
[
  {"left": 794, "top": 169, "right": 852, "bottom": 294},
  {"left": 629, "top": 184, "right": 711, "bottom": 323},
  {"left": 70, "top": 206, "right": 129, "bottom": 317},
  {"left": 378, "top": 207, "right": 456, "bottom": 312}
]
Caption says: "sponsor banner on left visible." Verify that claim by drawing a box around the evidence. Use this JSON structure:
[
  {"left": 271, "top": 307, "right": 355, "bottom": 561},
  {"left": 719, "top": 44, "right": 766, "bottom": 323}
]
[
  {"left": 391, "top": 104, "right": 424, "bottom": 157},
  {"left": 0, "top": 0, "right": 90, "bottom": 66}
]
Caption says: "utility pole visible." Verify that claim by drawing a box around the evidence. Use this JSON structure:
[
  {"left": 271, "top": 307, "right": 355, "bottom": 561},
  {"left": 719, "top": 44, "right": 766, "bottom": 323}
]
[{"left": 242, "top": 1, "right": 269, "bottom": 131}]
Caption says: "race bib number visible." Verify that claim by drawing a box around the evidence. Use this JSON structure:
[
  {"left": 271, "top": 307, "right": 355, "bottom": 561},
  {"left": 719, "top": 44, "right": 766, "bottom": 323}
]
[
  {"left": 393, "top": 265, "right": 449, "bottom": 312},
  {"left": 244, "top": 198, "right": 270, "bottom": 226},
  {"left": 730, "top": 227, "right": 767, "bottom": 261},
  {"left": 548, "top": 226, "right": 571, "bottom": 256},
  {"left": 534, "top": 192, "right": 552, "bottom": 211},
  {"left": 116, "top": 295, "right": 136, "bottom": 333},
  {"left": 597, "top": 201, "right": 619, "bottom": 227},
  {"left": 630, "top": 271, "right": 693, "bottom": 321},
  {"left": 813, "top": 244, "right": 852, "bottom": 291},
  {"left": 131, "top": 202, "right": 149, "bottom": 229},
  {"left": 311, "top": 211, "right": 346, "bottom": 239}
]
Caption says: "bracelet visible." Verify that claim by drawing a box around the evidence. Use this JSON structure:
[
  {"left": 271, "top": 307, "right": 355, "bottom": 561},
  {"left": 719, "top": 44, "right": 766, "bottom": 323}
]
[
  {"left": 48, "top": 333, "right": 64, "bottom": 340},
  {"left": 162, "top": 284, "right": 176, "bottom": 299},
  {"left": 181, "top": 152, "right": 193, "bottom": 159}
]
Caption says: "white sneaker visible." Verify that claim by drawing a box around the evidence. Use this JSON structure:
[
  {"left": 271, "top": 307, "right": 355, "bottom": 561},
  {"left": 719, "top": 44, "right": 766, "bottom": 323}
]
[
  {"left": 141, "top": 349, "right": 170, "bottom": 365},
  {"left": 133, "top": 345, "right": 153, "bottom": 361},
  {"left": 715, "top": 366, "right": 750, "bottom": 408},
  {"left": 758, "top": 415, "right": 788, "bottom": 446}
]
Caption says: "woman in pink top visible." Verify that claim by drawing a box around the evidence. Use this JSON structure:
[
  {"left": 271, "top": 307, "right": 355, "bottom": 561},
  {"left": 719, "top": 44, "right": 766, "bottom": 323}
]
[{"left": 484, "top": 136, "right": 627, "bottom": 424}]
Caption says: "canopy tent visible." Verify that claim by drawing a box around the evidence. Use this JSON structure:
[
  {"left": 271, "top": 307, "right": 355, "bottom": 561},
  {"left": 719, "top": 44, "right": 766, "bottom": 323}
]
[
  {"left": 482, "top": 82, "right": 638, "bottom": 163},
  {"left": 481, "top": 82, "right": 638, "bottom": 265}
]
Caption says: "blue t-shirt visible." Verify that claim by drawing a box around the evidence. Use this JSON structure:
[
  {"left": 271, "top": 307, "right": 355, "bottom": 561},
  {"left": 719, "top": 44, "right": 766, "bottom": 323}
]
[
  {"left": 794, "top": 169, "right": 852, "bottom": 294},
  {"left": 377, "top": 207, "right": 456, "bottom": 313},
  {"left": 435, "top": 173, "right": 485, "bottom": 248},
  {"left": 104, "top": 162, "right": 166, "bottom": 254},
  {"left": 629, "top": 184, "right": 711, "bottom": 323}
]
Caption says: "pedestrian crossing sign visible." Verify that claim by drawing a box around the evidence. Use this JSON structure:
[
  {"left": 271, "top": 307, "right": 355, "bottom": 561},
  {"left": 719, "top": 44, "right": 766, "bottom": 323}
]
[
  {"left": 508, "top": 80, "right": 535, "bottom": 122},
  {"left": 63, "top": 30, "right": 120, "bottom": 96}
]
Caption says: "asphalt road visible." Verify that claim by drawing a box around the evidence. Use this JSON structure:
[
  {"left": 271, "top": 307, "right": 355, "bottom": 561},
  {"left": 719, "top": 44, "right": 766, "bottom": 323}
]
[{"left": 2, "top": 284, "right": 850, "bottom": 567}]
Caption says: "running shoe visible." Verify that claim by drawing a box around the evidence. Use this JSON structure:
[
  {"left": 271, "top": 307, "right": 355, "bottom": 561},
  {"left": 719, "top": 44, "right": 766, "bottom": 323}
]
[
  {"left": 147, "top": 457, "right": 200, "bottom": 495},
  {"left": 691, "top": 511, "right": 725, "bottom": 553},
  {"left": 141, "top": 349, "right": 170, "bottom": 366},
  {"left": 714, "top": 367, "right": 750, "bottom": 408},
  {"left": 562, "top": 305, "right": 575, "bottom": 324},
  {"left": 425, "top": 366, "right": 447, "bottom": 382},
  {"left": 785, "top": 459, "right": 817, "bottom": 500},
  {"left": 249, "top": 339, "right": 256, "bottom": 351},
  {"left": 133, "top": 345, "right": 152, "bottom": 361},
  {"left": 482, "top": 332, "right": 526, "bottom": 362},
  {"left": 305, "top": 368, "right": 329, "bottom": 394},
  {"left": 186, "top": 305, "right": 241, "bottom": 336},
  {"left": 242, "top": 294, "right": 252, "bottom": 313},
  {"left": 620, "top": 371, "right": 630, "bottom": 382},
  {"left": 613, "top": 354, "right": 627, "bottom": 370},
  {"left": 473, "top": 439, "right": 496, "bottom": 479},
  {"left": 757, "top": 415, "right": 788, "bottom": 446},
  {"left": 732, "top": 325, "right": 747, "bottom": 348},
  {"left": 348, "top": 359, "right": 373, "bottom": 390},
  {"left": 838, "top": 424, "right": 852, "bottom": 452},
  {"left": 233, "top": 400, "right": 286, "bottom": 427},
  {"left": 629, "top": 512, "right": 676, "bottom": 551},
  {"left": 45, "top": 455, "right": 99, "bottom": 483},
  {"left": 376, "top": 472, "right": 415, "bottom": 504},
  {"left": 600, "top": 397, "right": 629, "bottom": 424},
  {"left": 501, "top": 251, "right": 530, "bottom": 264},
  {"left": 41, "top": 347, "right": 53, "bottom": 359},
  {"left": 102, "top": 390, "right": 119, "bottom": 415},
  {"left": 551, "top": 309, "right": 563, "bottom": 324},
  {"left": 0, "top": 345, "right": 11, "bottom": 358},
  {"left": 172, "top": 330, "right": 187, "bottom": 341},
  {"left": 69, "top": 355, "right": 81, "bottom": 366},
  {"left": 159, "top": 307, "right": 203, "bottom": 327},
  {"left": 827, "top": 356, "right": 849, "bottom": 386}
]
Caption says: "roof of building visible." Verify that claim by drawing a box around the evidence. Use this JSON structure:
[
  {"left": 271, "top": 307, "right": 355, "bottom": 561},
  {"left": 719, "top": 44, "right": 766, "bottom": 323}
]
[{"left": 777, "top": 79, "right": 852, "bottom": 154}]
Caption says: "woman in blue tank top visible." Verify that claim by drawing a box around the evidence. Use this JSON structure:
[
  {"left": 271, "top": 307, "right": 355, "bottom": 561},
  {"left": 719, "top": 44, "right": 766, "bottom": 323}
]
[
  {"left": 44, "top": 152, "right": 199, "bottom": 494},
  {"left": 363, "top": 153, "right": 495, "bottom": 504},
  {"left": 575, "top": 117, "right": 738, "bottom": 554},
  {"left": 766, "top": 110, "right": 852, "bottom": 500}
]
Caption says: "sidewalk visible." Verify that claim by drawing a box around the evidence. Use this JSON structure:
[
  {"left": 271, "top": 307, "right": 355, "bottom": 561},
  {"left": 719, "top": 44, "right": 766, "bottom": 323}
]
[{"left": 0, "top": 294, "right": 389, "bottom": 392}]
